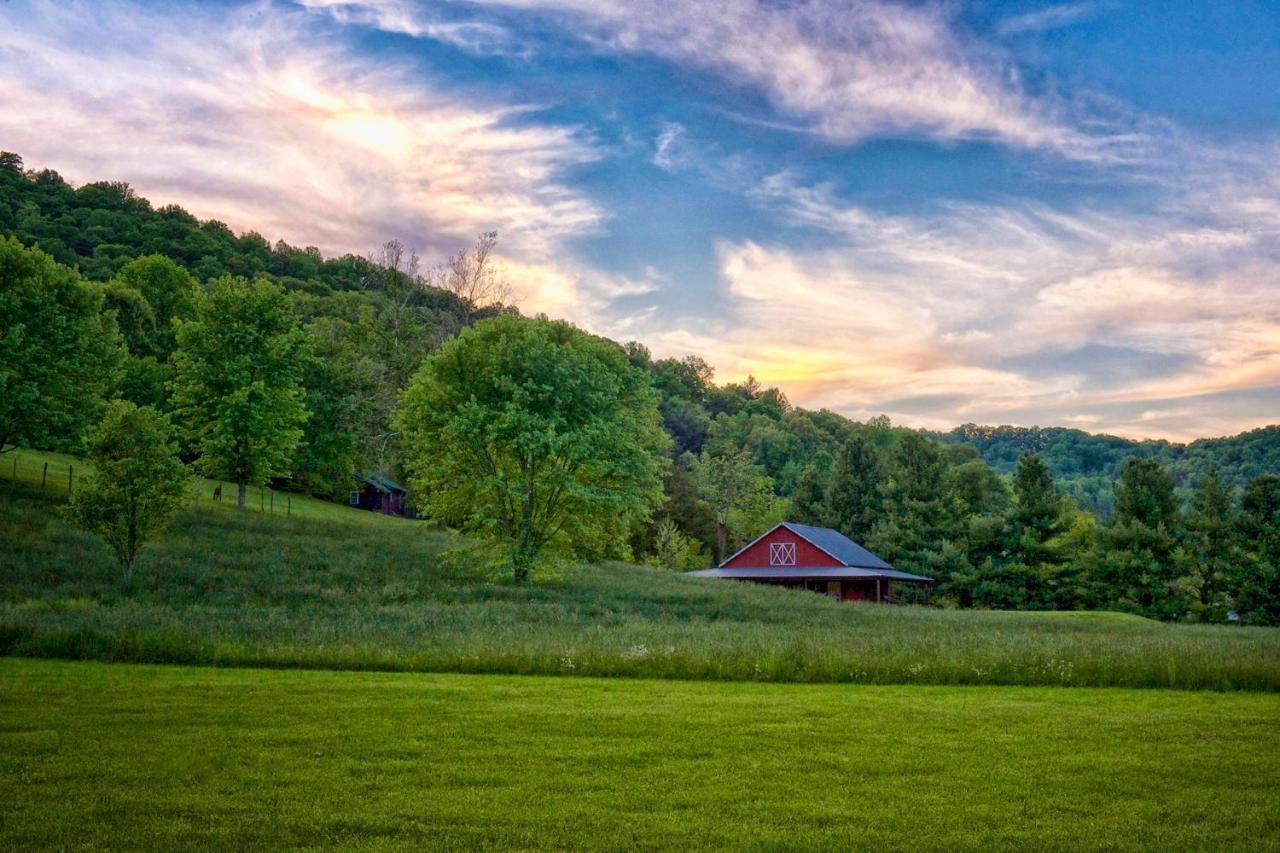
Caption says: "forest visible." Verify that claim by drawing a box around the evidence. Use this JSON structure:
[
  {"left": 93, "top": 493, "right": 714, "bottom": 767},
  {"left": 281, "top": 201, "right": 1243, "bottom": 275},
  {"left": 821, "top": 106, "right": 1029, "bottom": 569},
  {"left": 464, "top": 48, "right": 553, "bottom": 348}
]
[{"left": 2, "top": 151, "right": 1278, "bottom": 624}]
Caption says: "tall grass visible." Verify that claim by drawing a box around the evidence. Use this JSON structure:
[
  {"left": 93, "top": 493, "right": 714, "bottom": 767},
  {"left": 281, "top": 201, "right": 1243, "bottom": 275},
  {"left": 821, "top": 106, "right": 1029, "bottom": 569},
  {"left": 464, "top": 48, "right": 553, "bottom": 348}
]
[{"left": 2, "top": 459, "right": 1278, "bottom": 690}]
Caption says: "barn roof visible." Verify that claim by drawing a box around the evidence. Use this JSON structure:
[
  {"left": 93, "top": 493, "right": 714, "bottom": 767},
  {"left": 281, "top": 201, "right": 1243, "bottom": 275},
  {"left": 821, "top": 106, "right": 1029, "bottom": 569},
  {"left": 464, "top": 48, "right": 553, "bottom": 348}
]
[
  {"left": 688, "top": 566, "right": 932, "bottom": 582},
  {"left": 780, "top": 522, "right": 895, "bottom": 570},
  {"left": 358, "top": 472, "right": 405, "bottom": 495},
  {"left": 719, "top": 521, "right": 895, "bottom": 571}
]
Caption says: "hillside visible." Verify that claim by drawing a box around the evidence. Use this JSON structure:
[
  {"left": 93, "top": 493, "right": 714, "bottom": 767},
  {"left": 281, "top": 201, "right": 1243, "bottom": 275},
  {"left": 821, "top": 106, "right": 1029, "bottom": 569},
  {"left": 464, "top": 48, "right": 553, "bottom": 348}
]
[
  {"left": 2, "top": 453, "right": 1277, "bottom": 691},
  {"left": 940, "top": 423, "right": 1280, "bottom": 515}
]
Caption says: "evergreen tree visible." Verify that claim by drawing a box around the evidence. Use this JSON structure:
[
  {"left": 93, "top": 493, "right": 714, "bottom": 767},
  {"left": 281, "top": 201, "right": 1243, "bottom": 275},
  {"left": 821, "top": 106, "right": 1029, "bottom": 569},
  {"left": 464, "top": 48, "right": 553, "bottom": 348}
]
[
  {"left": 1182, "top": 469, "right": 1240, "bottom": 617},
  {"left": 1094, "top": 458, "right": 1184, "bottom": 618},
  {"left": 1238, "top": 474, "right": 1280, "bottom": 623},
  {"left": 790, "top": 450, "right": 833, "bottom": 525},
  {"left": 822, "top": 436, "right": 883, "bottom": 541}
]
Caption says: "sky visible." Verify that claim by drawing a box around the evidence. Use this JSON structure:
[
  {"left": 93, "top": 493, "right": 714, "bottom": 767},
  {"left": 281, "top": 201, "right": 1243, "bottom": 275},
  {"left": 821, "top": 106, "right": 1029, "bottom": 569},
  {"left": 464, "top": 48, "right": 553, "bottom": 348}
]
[{"left": 1, "top": 1, "right": 1278, "bottom": 441}]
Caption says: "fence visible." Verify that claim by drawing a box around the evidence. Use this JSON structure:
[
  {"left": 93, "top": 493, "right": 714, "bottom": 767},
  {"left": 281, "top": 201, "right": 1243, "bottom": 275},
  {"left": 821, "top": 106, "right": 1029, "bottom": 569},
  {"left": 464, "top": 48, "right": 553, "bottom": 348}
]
[{"left": 1, "top": 448, "right": 292, "bottom": 517}]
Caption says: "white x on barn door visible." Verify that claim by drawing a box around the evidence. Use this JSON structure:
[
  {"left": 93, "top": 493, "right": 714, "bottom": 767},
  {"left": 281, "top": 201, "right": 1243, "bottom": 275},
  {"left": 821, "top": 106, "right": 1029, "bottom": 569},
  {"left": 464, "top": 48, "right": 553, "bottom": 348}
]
[{"left": 769, "top": 542, "right": 796, "bottom": 566}]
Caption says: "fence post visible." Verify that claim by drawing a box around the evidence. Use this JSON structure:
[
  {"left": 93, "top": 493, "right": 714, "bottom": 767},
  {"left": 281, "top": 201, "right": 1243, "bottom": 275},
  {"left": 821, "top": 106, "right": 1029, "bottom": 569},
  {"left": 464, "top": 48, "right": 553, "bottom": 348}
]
[
  {"left": 11, "top": 454, "right": 16, "bottom": 482},
  {"left": 260, "top": 488, "right": 264, "bottom": 512},
  {"left": 68, "top": 465, "right": 73, "bottom": 495},
  {"left": 270, "top": 490, "right": 274, "bottom": 514},
  {"left": 287, "top": 494, "right": 291, "bottom": 517},
  {"left": 41, "top": 461, "right": 48, "bottom": 491}
]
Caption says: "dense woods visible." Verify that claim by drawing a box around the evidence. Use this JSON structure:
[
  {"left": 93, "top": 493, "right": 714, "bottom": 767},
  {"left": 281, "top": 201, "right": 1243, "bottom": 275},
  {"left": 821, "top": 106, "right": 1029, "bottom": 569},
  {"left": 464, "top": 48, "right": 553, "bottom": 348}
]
[{"left": 2, "top": 151, "right": 1278, "bottom": 622}]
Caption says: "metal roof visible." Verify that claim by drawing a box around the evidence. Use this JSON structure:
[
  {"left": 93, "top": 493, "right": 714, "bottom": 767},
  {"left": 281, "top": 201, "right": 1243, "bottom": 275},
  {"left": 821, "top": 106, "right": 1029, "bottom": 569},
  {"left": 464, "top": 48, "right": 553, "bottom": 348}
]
[
  {"left": 718, "top": 521, "right": 895, "bottom": 571},
  {"left": 358, "top": 472, "right": 405, "bottom": 494},
  {"left": 779, "top": 522, "right": 895, "bottom": 570},
  {"left": 687, "top": 566, "right": 933, "bottom": 582}
]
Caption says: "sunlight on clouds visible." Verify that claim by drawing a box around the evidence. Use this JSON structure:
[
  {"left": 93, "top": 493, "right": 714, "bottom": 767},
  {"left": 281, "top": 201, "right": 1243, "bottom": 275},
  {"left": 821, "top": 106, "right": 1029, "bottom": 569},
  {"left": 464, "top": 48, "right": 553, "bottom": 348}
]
[{"left": 0, "top": 2, "right": 602, "bottom": 262}]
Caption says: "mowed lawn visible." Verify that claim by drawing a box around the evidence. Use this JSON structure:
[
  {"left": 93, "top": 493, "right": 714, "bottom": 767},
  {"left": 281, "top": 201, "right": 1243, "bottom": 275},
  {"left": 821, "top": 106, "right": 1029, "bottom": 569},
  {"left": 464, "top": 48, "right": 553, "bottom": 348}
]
[{"left": 1, "top": 660, "right": 1277, "bottom": 851}]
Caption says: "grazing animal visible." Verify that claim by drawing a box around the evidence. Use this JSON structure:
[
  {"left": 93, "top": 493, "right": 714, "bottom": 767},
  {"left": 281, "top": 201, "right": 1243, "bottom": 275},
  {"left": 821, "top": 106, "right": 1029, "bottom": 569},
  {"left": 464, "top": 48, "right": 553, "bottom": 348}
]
[{"left": 212, "top": 484, "right": 222, "bottom": 502}]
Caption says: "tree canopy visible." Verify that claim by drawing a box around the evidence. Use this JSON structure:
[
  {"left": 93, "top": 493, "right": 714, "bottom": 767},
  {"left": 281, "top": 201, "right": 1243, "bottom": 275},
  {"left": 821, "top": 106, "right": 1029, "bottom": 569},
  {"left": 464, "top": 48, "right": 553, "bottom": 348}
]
[{"left": 397, "top": 315, "right": 668, "bottom": 580}]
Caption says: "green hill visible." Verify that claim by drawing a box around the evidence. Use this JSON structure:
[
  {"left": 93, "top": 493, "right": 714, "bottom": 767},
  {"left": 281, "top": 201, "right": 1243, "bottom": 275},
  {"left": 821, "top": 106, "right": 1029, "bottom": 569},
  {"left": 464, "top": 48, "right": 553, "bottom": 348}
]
[{"left": 3, "top": 449, "right": 1276, "bottom": 691}]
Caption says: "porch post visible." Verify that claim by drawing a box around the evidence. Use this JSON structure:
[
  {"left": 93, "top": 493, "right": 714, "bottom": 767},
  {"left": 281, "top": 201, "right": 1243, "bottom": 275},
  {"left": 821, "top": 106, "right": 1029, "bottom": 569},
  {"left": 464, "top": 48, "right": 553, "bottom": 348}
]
[{"left": 876, "top": 578, "right": 881, "bottom": 603}]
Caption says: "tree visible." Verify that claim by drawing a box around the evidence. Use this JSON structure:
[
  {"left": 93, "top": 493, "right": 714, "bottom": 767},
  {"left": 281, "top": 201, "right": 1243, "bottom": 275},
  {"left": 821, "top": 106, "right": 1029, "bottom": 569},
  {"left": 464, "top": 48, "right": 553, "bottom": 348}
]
[
  {"left": 62, "top": 402, "right": 190, "bottom": 582},
  {"left": 1007, "top": 454, "right": 1066, "bottom": 566},
  {"left": 645, "top": 519, "right": 708, "bottom": 572},
  {"left": 110, "top": 255, "right": 196, "bottom": 358},
  {"left": 0, "top": 237, "right": 122, "bottom": 454},
  {"left": 821, "top": 436, "right": 883, "bottom": 541},
  {"left": 1093, "top": 457, "right": 1184, "bottom": 618},
  {"left": 396, "top": 315, "right": 668, "bottom": 581},
  {"left": 692, "top": 451, "right": 781, "bottom": 562},
  {"left": 1238, "top": 474, "right": 1280, "bottom": 623},
  {"left": 1182, "top": 469, "right": 1240, "bottom": 617},
  {"left": 170, "top": 276, "right": 310, "bottom": 508},
  {"left": 429, "top": 231, "right": 512, "bottom": 329}
]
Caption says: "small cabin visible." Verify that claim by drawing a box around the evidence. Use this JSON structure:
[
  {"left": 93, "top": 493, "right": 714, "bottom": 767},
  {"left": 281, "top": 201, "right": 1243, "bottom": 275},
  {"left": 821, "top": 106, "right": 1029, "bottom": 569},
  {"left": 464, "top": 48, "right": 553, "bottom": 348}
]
[
  {"left": 687, "top": 522, "right": 932, "bottom": 602},
  {"left": 350, "top": 472, "right": 407, "bottom": 517}
]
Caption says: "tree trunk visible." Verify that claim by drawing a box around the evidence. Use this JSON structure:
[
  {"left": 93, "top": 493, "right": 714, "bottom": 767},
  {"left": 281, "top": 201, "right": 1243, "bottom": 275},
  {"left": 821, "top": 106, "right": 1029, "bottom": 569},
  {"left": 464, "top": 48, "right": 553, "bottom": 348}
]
[
  {"left": 237, "top": 477, "right": 247, "bottom": 509},
  {"left": 715, "top": 520, "right": 727, "bottom": 564}
]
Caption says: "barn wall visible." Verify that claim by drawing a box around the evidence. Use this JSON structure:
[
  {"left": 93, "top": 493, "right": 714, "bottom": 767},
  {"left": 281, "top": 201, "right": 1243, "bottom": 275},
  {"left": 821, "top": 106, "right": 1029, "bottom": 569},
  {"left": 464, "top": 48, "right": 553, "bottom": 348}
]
[{"left": 723, "top": 527, "right": 842, "bottom": 568}]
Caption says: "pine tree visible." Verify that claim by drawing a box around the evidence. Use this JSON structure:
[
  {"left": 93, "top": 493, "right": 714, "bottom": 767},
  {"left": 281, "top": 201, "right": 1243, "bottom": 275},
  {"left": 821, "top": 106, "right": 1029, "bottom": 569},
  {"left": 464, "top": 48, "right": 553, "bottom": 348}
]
[
  {"left": 822, "top": 436, "right": 883, "bottom": 541},
  {"left": 1094, "top": 457, "right": 1184, "bottom": 618},
  {"left": 1182, "top": 468, "right": 1239, "bottom": 616}
]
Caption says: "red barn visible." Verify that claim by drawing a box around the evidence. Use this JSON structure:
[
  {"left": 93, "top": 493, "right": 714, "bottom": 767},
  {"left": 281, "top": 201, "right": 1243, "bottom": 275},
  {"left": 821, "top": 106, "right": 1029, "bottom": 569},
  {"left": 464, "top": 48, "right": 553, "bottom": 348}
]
[{"left": 687, "top": 522, "right": 932, "bottom": 602}]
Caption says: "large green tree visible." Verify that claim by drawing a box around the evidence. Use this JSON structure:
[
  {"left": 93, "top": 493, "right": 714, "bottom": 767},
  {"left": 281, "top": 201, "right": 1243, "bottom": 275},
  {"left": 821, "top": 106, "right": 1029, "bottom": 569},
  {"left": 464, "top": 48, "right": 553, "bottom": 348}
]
[
  {"left": 1238, "top": 474, "right": 1280, "bottom": 623},
  {"left": 1093, "top": 457, "right": 1184, "bottom": 618},
  {"left": 111, "top": 254, "right": 196, "bottom": 358},
  {"left": 396, "top": 315, "right": 668, "bottom": 581},
  {"left": 62, "top": 401, "right": 191, "bottom": 582},
  {"left": 0, "top": 237, "right": 122, "bottom": 453},
  {"left": 821, "top": 435, "right": 883, "bottom": 541},
  {"left": 1181, "top": 469, "right": 1240, "bottom": 617},
  {"left": 170, "top": 276, "right": 310, "bottom": 507}
]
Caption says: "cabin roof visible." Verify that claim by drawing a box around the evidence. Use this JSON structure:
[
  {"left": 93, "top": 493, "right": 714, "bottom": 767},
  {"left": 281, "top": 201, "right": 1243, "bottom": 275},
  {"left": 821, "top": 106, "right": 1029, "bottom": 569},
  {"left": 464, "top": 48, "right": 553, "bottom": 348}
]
[
  {"left": 688, "top": 566, "right": 933, "bottom": 582},
  {"left": 719, "top": 521, "right": 895, "bottom": 571},
  {"left": 358, "top": 472, "right": 405, "bottom": 495}
]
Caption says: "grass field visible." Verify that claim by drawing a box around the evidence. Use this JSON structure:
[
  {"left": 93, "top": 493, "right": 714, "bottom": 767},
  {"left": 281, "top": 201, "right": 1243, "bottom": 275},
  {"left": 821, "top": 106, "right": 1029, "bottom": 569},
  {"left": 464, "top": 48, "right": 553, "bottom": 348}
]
[
  {"left": 3, "top": 448, "right": 1278, "bottom": 690},
  {"left": 1, "top": 659, "right": 1277, "bottom": 850}
]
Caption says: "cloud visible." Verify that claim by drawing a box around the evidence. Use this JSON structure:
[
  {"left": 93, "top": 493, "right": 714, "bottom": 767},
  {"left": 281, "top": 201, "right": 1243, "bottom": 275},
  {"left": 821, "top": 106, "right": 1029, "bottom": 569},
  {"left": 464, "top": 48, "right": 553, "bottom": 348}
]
[
  {"left": 997, "top": 3, "right": 1098, "bottom": 37},
  {"left": 629, "top": 160, "right": 1280, "bottom": 439},
  {"left": 0, "top": 0, "right": 603, "bottom": 282},
  {"left": 651, "top": 122, "right": 686, "bottom": 172},
  {"left": 315, "top": 0, "right": 1140, "bottom": 161}
]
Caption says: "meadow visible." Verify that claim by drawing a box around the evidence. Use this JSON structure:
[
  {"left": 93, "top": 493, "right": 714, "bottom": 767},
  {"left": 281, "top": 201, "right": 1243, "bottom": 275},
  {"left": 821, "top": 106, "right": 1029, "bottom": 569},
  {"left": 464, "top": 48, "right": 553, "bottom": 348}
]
[
  {"left": 2, "top": 659, "right": 1277, "bottom": 850},
  {"left": 3, "top": 449, "right": 1278, "bottom": 691}
]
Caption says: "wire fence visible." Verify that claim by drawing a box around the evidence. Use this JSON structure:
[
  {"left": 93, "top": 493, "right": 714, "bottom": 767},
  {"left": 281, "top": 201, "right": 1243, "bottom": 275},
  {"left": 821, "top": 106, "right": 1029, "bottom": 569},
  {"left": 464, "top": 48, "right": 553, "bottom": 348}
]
[{"left": 1, "top": 448, "right": 293, "bottom": 517}]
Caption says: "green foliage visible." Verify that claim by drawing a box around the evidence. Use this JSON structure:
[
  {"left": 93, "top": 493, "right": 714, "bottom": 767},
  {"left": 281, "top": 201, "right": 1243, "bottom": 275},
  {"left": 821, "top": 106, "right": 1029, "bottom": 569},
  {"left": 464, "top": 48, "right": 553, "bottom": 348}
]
[
  {"left": 60, "top": 402, "right": 190, "bottom": 580},
  {"left": 397, "top": 315, "right": 668, "bottom": 580},
  {"left": 691, "top": 451, "right": 784, "bottom": 561},
  {"left": 1180, "top": 469, "right": 1240, "bottom": 619},
  {"left": 1238, "top": 474, "right": 1280, "bottom": 623},
  {"left": 3, "top": 477, "right": 1279, "bottom": 690},
  {"left": 644, "top": 518, "right": 708, "bottom": 572},
  {"left": 821, "top": 435, "right": 884, "bottom": 541},
  {"left": 110, "top": 254, "right": 196, "bottom": 358},
  {"left": 1092, "top": 458, "right": 1185, "bottom": 618},
  {"left": 0, "top": 236, "right": 122, "bottom": 453},
  {"left": 170, "top": 276, "right": 310, "bottom": 506}
]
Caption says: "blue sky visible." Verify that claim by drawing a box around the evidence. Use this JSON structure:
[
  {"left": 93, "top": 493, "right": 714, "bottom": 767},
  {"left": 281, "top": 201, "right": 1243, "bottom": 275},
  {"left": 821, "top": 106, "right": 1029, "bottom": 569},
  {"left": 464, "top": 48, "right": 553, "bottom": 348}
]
[{"left": 2, "top": 0, "right": 1278, "bottom": 440}]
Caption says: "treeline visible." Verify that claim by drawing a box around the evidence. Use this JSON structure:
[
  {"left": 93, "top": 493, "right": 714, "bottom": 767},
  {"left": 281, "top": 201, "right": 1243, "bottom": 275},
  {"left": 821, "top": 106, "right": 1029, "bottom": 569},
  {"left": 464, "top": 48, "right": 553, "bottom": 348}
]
[
  {"left": 1, "top": 152, "right": 1278, "bottom": 623},
  {"left": 940, "top": 423, "right": 1280, "bottom": 516}
]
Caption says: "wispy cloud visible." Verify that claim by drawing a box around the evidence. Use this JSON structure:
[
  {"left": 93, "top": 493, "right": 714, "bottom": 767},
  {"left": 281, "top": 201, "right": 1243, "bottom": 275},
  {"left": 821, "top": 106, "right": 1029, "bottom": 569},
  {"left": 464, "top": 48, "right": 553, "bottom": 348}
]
[
  {"left": 0, "top": 0, "right": 602, "bottom": 270},
  {"left": 316, "top": 0, "right": 1142, "bottom": 161},
  {"left": 631, "top": 158, "right": 1280, "bottom": 440},
  {"left": 997, "top": 3, "right": 1099, "bottom": 37}
]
